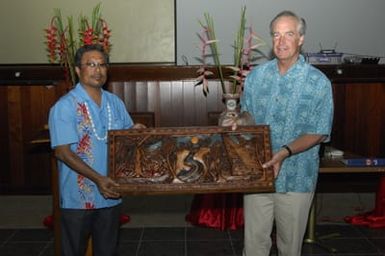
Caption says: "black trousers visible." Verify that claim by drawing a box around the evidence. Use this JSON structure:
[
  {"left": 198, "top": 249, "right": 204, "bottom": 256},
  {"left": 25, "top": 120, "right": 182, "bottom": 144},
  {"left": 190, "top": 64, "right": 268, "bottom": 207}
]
[{"left": 60, "top": 204, "right": 121, "bottom": 256}]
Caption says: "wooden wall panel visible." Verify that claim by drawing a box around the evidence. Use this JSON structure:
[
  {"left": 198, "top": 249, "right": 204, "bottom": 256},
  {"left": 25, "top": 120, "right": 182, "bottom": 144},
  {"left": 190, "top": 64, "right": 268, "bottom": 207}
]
[
  {"left": 108, "top": 80, "right": 224, "bottom": 127},
  {"left": 331, "top": 83, "right": 385, "bottom": 157},
  {"left": 0, "top": 87, "right": 10, "bottom": 187},
  {"left": 0, "top": 81, "right": 68, "bottom": 194},
  {"left": 7, "top": 86, "right": 24, "bottom": 187}
]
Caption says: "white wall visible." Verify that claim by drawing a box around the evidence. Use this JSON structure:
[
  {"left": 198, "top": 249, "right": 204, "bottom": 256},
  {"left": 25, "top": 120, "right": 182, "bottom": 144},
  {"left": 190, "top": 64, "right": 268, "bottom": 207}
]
[
  {"left": 0, "top": 0, "right": 174, "bottom": 64},
  {"left": 1, "top": 0, "right": 384, "bottom": 65},
  {"left": 176, "top": 0, "right": 385, "bottom": 65}
]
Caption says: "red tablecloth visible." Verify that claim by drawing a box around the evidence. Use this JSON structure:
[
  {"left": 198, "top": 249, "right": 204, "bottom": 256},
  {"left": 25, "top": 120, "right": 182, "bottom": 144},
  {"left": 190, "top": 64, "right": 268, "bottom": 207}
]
[
  {"left": 345, "top": 176, "right": 385, "bottom": 228},
  {"left": 186, "top": 193, "right": 244, "bottom": 231}
]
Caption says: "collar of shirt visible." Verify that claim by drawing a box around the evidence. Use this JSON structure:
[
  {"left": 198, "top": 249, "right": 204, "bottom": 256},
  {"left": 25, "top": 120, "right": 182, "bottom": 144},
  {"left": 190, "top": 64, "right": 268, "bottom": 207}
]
[
  {"left": 273, "top": 54, "right": 306, "bottom": 78},
  {"left": 74, "top": 83, "right": 108, "bottom": 110}
]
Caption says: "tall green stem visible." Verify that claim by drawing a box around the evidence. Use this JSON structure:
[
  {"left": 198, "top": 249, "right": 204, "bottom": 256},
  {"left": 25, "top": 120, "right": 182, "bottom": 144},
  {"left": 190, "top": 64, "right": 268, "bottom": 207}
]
[
  {"left": 201, "top": 7, "right": 247, "bottom": 94},
  {"left": 203, "top": 13, "right": 226, "bottom": 94},
  {"left": 231, "top": 6, "right": 246, "bottom": 94}
]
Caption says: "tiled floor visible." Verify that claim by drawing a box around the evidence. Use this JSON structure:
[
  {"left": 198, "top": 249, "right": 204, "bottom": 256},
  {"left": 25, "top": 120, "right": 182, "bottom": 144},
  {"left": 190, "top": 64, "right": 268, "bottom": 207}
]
[
  {"left": 0, "top": 193, "right": 376, "bottom": 229},
  {"left": 0, "top": 193, "right": 384, "bottom": 255},
  {"left": 1, "top": 224, "right": 385, "bottom": 256}
]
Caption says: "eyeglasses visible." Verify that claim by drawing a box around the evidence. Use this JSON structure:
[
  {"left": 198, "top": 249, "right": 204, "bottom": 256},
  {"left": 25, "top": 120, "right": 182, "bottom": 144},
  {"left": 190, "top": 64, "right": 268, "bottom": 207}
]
[{"left": 80, "top": 62, "right": 108, "bottom": 69}]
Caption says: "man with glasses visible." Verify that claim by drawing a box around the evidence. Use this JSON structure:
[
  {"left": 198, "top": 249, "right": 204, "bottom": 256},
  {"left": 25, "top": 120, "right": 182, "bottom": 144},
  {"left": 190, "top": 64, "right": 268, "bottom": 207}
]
[{"left": 49, "top": 44, "right": 142, "bottom": 255}]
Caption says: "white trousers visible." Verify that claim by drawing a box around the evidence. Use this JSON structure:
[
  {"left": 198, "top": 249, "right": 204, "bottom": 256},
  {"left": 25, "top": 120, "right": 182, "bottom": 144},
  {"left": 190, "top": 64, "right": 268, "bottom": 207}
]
[{"left": 243, "top": 192, "right": 314, "bottom": 256}]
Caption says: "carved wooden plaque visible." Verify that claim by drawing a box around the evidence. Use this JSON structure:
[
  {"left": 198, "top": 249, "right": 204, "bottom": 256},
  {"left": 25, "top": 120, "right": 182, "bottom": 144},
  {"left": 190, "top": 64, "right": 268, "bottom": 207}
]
[{"left": 108, "top": 126, "right": 274, "bottom": 195}]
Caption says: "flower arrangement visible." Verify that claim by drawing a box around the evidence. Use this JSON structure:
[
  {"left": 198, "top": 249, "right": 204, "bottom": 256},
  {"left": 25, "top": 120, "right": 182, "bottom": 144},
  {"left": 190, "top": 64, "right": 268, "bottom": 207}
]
[
  {"left": 195, "top": 6, "right": 265, "bottom": 96},
  {"left": 44, "top": 3, "right": 111, "bottom": 85}
]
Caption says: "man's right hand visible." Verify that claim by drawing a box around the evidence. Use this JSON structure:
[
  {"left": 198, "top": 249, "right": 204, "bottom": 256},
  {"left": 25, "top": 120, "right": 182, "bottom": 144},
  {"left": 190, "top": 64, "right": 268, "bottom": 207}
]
[
  {"left": 96, "top": 175, "right": 121, "bottom": 199},
  {"left": 220, "top": 117, "right": 238, "bottom": 130}
]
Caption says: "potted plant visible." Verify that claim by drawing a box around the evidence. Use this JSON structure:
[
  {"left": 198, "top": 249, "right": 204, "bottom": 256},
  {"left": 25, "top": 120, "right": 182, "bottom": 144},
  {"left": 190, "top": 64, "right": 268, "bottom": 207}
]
[
  {"left": 195, "top": 6, "right": 265, "bottom": 125},
  {"left": 44, "top": 3, "right": 111, "bottom": 86},
  {"left": 195, "top": 6, "right": 264, "bottom": 96}
]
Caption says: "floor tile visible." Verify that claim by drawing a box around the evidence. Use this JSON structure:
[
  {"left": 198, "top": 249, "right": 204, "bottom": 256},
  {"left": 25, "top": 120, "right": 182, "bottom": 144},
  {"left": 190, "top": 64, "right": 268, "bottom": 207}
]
[
  {"left": 186, "top": 226, "right": 229, "bottom": 241},
  {"left": 118, "top": 241, "right": 139, "bottom": 255},
  {"left": 302, "top": 241, "right": 336, "bottom": 255},
  {"left": 0, "top": 242, "right": 48, "bottom": 256},
  {"left": 39, "top": 243, "right": 54, "bottom": 256},
  {"left": 186, "top": 240, "right": 234, "bottom": 256},
  {"left": 8, "top": 229, "right": 53, "bottom": 242},
  {"left": 368, "top": 238, "right": 385, "bottom": 253},
  {"left": 0, "top": 196, "right": 52, "bottom": 229},
  {"left": 0, "top": 229, "right": 15, "bottom": 242},
  {"left": 357, "top": 226, "right": 385, "bottom": 238},
  {"left": 315, "top": 224, "right": 365, "bottom": 238},
  {"left": 316, "top": 238, "right": 379, "bottom": 254},
  {"left": 120, "top": 227, "right": 143, "bottom": 242},
  {"left": 228, "top": 228, "right": 244, "bottom": 241},
  {"left": 138, "top": 240, "right": 185, "bottom": 256},
  {"left": 142, "top": 227, "right": 185, "bottom": 241},
  {"left": 231, "top": 240, "right": 243, "bottom": 256},
  {"left": 0, "top": 225, "right": 385, "bottom": 256}
]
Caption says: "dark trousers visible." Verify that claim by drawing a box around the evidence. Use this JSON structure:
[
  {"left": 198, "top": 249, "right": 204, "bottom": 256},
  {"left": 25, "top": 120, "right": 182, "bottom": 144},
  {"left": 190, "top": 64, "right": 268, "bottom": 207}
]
[{"left": 60, "top": 204, "right": 121, "bottom": 256}]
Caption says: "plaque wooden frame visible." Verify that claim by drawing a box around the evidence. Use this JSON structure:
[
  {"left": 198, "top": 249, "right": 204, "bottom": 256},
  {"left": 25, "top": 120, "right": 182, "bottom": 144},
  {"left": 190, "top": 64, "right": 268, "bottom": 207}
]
[{"left": 108, "top": 126, "right": 274, "bottom": 195}]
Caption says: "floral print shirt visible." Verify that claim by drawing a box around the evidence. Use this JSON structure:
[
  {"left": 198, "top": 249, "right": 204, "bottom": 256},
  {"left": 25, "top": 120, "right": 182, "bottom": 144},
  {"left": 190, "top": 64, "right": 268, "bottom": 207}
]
[
  {"left": 241, "top": 55, "right": 334, "bottom": 192},
  {"left": 49, "top": 84, "right": 133, "bottom": 209}
]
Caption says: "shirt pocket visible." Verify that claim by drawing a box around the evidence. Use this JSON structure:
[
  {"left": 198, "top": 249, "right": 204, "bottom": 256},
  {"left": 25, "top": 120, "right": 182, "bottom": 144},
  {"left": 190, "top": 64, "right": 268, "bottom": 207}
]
[{"left": 111, "top": 117, "right": 125, "bottom": 130}]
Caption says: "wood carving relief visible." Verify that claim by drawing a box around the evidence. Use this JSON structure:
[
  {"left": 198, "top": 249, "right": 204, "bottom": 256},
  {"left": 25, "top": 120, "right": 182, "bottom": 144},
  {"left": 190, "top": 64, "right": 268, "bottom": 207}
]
[{"left": 108, "top": 126, "right": 274, "bottom": 195}]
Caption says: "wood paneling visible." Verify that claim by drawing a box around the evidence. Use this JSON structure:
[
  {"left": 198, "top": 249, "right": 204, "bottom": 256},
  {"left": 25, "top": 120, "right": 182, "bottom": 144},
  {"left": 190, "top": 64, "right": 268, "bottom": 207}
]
[
  {"left": 0, "top": 82, "right": 68, "bottom": 194},
  {"left": 0, "top": 87, "right": 10, "bottom": 187},
  {"left": 0, "top": 64, "right": 385, "bottom": 194},
  {"left": 107, "top": 80, "right": 224, "bottom": 127},
  {"left": 331, "top": 83, "right": 385, "bottom": 157}
]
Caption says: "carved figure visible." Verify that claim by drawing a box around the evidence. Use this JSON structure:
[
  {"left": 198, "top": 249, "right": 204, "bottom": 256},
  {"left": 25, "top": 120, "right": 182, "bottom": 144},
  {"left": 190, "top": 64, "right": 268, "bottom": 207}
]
[{"left": 108, "top": 126, "right": 274, "bottom": 194}]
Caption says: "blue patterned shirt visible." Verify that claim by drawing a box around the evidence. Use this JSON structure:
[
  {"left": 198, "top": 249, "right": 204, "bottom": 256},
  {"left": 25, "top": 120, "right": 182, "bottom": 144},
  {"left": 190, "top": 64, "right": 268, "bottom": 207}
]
[
  {"left": 49, "top": 84, "right": 134, "bottom": 209},
  {"left": 241, "top": 55, "right": 334, "bottom": 192}
]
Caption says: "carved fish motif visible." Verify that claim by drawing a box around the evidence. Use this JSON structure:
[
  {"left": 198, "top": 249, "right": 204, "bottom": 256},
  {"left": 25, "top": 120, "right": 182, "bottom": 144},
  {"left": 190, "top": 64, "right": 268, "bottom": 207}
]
[
  {"left": 174, "top": 148, "right": 207, "bottom": 183},
  {"left": 193, "top": 147, "right": 210, "bottom": 179}
]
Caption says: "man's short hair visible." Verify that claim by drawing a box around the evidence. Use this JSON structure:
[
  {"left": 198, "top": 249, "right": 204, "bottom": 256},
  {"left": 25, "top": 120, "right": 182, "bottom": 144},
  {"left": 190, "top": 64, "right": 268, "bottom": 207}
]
[
  {"left": 74, "top": 44, "right": 109, "bottom": 67},
  {"left": 270, "top": 10, "right": 306, "bottom": 36}
]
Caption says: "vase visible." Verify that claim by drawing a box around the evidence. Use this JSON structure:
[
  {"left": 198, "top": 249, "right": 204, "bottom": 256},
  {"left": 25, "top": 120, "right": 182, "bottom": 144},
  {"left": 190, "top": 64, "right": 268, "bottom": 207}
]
[
  {"left": 218, "top": 93, "right": 240, "bottom": 126},
  {"left": 218, "top": 93, "right": 254, "bottom": 126}
]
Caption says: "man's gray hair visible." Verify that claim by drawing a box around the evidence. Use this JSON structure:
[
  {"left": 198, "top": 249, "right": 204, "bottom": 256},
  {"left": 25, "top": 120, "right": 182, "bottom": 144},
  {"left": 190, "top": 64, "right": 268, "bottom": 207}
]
[{"left": 269, "top": 10, "right": 306, "bottom": 36}]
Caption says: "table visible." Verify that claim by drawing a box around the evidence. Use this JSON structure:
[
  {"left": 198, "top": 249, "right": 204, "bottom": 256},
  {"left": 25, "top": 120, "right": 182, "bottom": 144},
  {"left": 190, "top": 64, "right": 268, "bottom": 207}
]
[
  {"left": 303, "top": 156, "right": 385, "bottom": 252},
  {"left": 319, "top": 157, "right": 385, "bottom": 174}
]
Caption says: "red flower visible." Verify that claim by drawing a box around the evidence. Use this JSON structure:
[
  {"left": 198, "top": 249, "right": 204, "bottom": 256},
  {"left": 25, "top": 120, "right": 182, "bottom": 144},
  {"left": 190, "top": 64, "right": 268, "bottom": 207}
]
[
  {"left": 99, "top": 19, "right": 112, "bottom": 53},
  {"left": 82, "top": 27, "right": 96, "bottom": 46},
  {"left": 45, "top": 23, "right": 58, "bottom": 63},
  {"left": 44, "top": 4, "right": 112, "bottom": 85}
]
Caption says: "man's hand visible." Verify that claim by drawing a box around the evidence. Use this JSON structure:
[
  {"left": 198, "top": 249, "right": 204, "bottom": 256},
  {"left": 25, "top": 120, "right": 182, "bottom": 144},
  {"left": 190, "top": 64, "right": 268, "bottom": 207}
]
[
  {"left": 220, "top": 116, "right": 238, "bottom": 130},
  {"left": 132, "top": 123, "right": 146, "bottom": 129},
  {"left": 219, "top": 111, "right": 255, "bottom": 130},
  {"left": 96, "top": 176, "right": 121, "bottom": 199},
  {"left": 262, "top": 149, "right": 289, "bottom": 178}
]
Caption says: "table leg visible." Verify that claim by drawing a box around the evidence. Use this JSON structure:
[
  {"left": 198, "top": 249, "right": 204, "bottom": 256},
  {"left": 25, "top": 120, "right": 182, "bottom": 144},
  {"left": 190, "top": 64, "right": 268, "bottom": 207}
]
[{"left": 303, "top": 195, "right": 338, "bottom": 253}]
